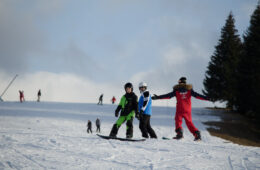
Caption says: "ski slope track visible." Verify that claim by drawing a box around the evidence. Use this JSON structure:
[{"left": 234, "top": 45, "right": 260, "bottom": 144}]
[{"left": 0, "top": 102, "right": 259, "bottom": 169}]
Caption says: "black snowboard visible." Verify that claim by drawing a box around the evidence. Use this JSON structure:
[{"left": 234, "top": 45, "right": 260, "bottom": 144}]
[
  {"left": 162, "top": 137, "right": 183, "bottom": 140},
  {"left": 97, "top": 134, "right": 145, "bottom": 142},
  {"left": 162, "top": 136, "right": 200, "bottom": 141}
]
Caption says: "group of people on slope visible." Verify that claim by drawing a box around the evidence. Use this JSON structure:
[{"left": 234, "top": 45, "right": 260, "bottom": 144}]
[
  {"left": 87, "top": 118, "right": 101, "bottom": 133},
  {"left": 19, "top": 89, "right": 41, "bottom": 103},
  {"left": 97, "top": 94, "right": 117, "bottom": 105},
  {"left": 109, "top": 77, "right": 210, "bottom": 141}
]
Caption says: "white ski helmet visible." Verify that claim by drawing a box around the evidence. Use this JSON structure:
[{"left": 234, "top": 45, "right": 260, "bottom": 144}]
[{"left": 139, "top": 82, "right": 147, "bottom": 88}]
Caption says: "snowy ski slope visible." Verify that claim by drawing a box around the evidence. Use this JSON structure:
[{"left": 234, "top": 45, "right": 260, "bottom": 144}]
[{"left": 0, "top": 102, "right": 259, "bottom": 169}]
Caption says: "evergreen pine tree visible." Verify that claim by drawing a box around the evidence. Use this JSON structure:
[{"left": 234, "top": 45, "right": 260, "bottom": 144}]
[
  {"left": 237, "top": 3, "right": 260, "bottom": 118},
  {"left": 203, "top": 12, "right": 242, "bottom": 109}
]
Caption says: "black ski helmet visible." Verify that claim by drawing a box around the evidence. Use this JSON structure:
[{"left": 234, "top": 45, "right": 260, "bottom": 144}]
[
  {"left": 124, "top": 82, "right": 133, "bottom": 91},
  {"left": 179, "top": 77, "right": 187, "bottom": 84}
]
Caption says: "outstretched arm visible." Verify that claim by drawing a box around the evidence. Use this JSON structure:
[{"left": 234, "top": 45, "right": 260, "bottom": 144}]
[
  {"left": 191, "top": 89, "right": 209, "bottom": 101},
  {"left": 152, "top": 91, "right": 176, "bottom": 100}
]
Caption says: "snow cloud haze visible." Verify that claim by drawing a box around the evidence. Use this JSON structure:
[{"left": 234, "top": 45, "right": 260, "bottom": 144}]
[{"left": 0, "top": 0, "right": 257, "bottom": 107}]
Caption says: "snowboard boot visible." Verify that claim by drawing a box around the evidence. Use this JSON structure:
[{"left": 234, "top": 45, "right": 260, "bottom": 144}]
[
  {"left": 141, "top": 133, "right": 149, "bottom": 138},
  {"left": 194, "top": 131, "right": 201, "bottom": 141},
  {"left": 109, "top": 124, "right": 119, "bottom": 138},
  {"left": 148, "top": 131, "right": 157, "bottom": 139},
  {"left": 148, "top": 126, "right": 157, "bottom": 139},
  {"left": 173, "top": 128, "right": 183, "bottom": 140},
  {"left": 126, "top": 134, "right": 133, "bottom": 139}
]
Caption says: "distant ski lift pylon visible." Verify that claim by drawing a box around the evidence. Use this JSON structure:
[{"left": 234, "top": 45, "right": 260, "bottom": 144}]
[{"left": 0, "top": 74, "right": 18, "bottom": 102}]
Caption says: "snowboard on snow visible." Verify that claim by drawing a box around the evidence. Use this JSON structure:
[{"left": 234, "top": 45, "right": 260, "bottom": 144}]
[
  {"left": 97, "top": 134, "right": 145, "bottom": 142},
  {"left": 162, "top": 136, "right": 184, "bottom": 140},
  {"left": 162, "top": 136, "right": 201, "bottom": 141}
]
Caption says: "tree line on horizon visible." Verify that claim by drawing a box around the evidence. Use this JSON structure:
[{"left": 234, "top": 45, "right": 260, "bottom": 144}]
[{"left": 203, "top": 3, "right": 260, "bottom": 120}]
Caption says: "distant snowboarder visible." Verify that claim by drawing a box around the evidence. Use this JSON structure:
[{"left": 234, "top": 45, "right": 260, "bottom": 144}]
[
  {"left": 138, "top": 82, "right": 157, "bottom": 138},
  {"left": 96, "top": 118, "right": 101, "bottom": 133},
  {"left": 19, "top": 90, "right": 25, "bottom": 103},
  {"left": 152, "top": 77, "right": 210, "bottom": 141},
  {"left": 111, "top": 96, "right": 116, "bottom": 104},
  {"left": 37, "top": 89, "right": 41, "bottom": 102},
  {"left": 97, "top": 94, "right": 103, "bottom": 105},
  {"left": 109, "top": 82, "right": 139, "bottom": 139},
  {"left": 87, "top": 120, "right": 92, "bottom": 133}
]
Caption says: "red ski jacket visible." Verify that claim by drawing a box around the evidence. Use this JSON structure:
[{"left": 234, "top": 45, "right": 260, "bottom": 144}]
[{"left": 156, "top": 84, "right": 209, "bottom": 113}]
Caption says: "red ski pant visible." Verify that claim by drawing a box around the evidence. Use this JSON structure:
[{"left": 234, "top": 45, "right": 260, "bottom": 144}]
[{"left": 175, "top": 111, "right": 198, "bottom": 135}]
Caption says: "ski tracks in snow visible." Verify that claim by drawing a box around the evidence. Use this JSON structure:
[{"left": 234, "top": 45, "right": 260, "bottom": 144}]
[{"left": 0, "top": 102, "right": 260, "bottom": 169}]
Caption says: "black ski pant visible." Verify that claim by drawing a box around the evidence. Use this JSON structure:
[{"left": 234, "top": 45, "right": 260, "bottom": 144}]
[
  {"left": 87, "top": 128, "right": 92, "bottom": 133},
  {"left": 96, "top": 125, "right": 101, "bottom": 132},
  {"left": 97, "top": 100, "right": 103, "bottom": 105},
  {"left": 139, "top": 114, "right": 157, "bottom": 138},
  {"left": 109, "top": 114, "right": 134, "bottom": 138}
]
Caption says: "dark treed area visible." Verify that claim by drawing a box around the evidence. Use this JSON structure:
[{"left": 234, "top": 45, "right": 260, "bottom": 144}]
[{"left": 203, "top": 3, "right": 260, "bottom": 121}]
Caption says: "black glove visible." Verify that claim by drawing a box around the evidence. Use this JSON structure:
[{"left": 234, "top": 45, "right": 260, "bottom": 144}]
[
  {"left": 135, "top": 112, "right": 140, "bottom": 120},
  {"left": 152, "top": 94, "right": 158, "bottom": 100},
  {"left": 139, "top": 110, "right": 144, "bottom": 120},
  {"left": 115, "top": 106, "right": 121, "bottom": 117},
  {"left": 115, "top": 110, "right": 119, "bottom": 117}
]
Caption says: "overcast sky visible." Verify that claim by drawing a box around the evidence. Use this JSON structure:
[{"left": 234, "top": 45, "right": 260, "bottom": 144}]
[{"left": 0, "top": 0, "right": 257, "bottom": 106}]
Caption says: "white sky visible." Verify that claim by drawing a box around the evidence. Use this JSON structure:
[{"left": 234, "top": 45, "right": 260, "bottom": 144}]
[{"left": 0, "top": 0, "right": 257, "bottom": 106}]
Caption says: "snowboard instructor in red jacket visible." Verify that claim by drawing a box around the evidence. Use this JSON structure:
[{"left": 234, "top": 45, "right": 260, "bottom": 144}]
[{"left": 152, "top": 77, "right": 209, "bottom": 141}]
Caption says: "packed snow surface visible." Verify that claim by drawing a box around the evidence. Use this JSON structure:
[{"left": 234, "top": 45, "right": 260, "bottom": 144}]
[{"left": 0, "top": 102, "right": 259, "bottom": 169}]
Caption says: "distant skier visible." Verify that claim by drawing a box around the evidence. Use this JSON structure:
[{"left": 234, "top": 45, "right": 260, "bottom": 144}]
[
  {"left": 111, "top": 96, "right": 116, "bottom": 104},
  {"left": 37, "top": 89, "right": 41, "bottom": 102},
  {"left": 87, "top": 120, "right": 92, "bottom": 133},
  {"left": 97, "top": 94, "right": 103, "bottom": 105},
  {"left": 19, "top": 90, "right": 25, "bottom": 103},
  {"left": 138, "top": 82, "right": 157, "bottom": 138},
  {"left": 152, "top": 77, "right": 210, "bottom": 141},
  {"left": 96, "top": 118, "right": 101, "bottom": 133},
  {"left": 109, "top": 82, "right": 139, "bottom": 139}
]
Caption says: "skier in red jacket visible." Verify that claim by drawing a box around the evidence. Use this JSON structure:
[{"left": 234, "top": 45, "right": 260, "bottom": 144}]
[
  {"left": 19, "top": 90, "right": 25, "bottom": 103},
  {"left": 111, "top": 96, "right": 116, "bottom": 104},
  {"left": 152, "top": 77, "right": 209, "bottom": 141}
]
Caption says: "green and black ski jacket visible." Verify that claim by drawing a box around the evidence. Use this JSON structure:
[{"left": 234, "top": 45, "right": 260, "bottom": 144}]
[{"left": 115, "top": 92, "right": 138, "bottom": 116}]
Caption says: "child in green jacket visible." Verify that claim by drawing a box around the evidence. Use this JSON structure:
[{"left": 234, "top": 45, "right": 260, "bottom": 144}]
[{"left": 109, "top": 82, "right": 139, "bottom": 139}]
